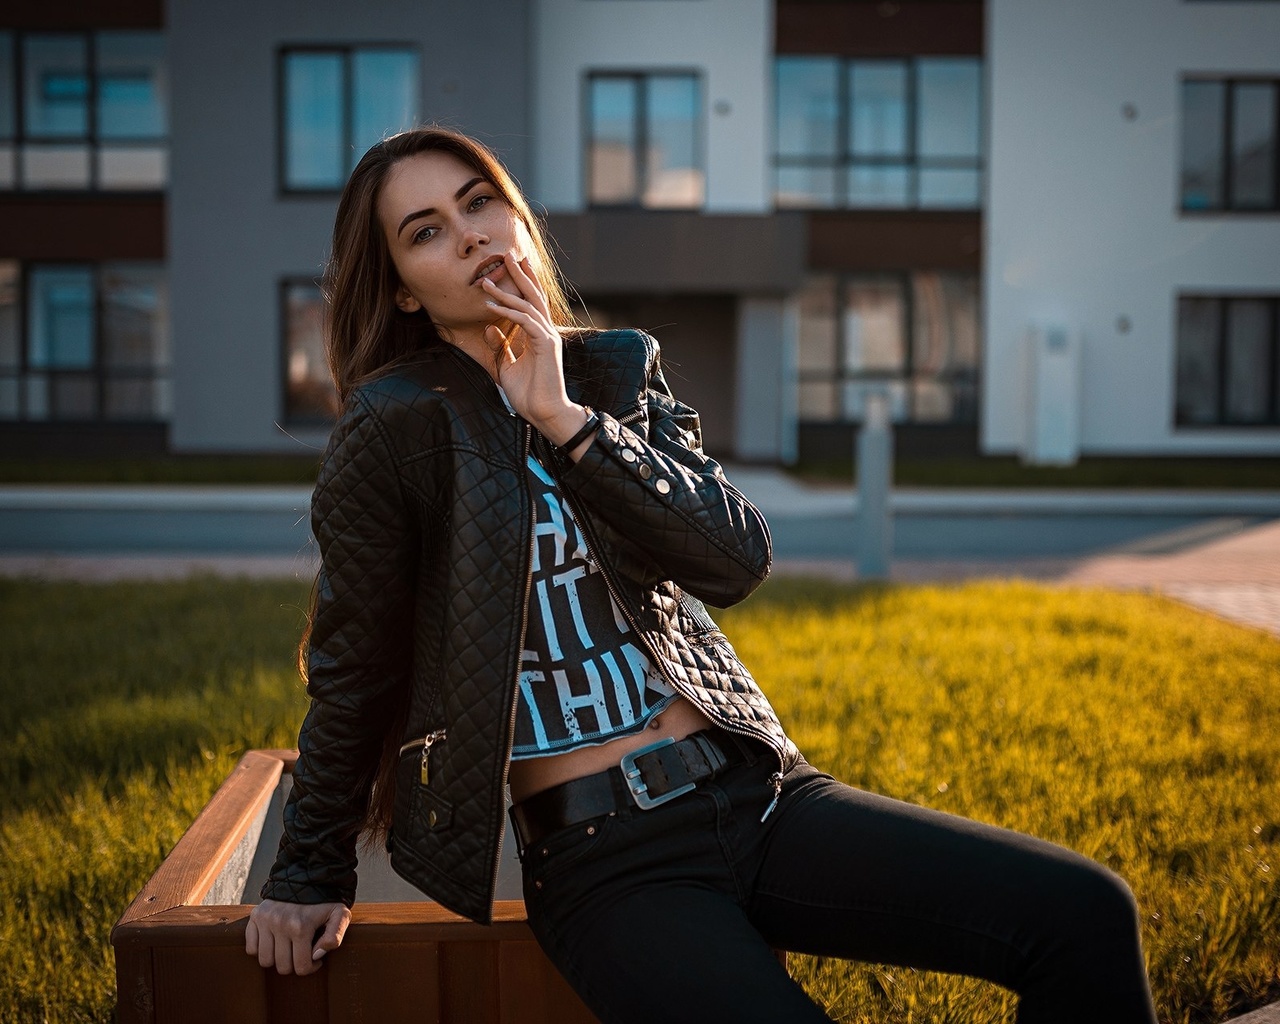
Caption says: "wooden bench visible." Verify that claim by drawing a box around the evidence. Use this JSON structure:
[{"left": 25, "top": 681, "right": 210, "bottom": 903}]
[{"left": 112, "top": 749, "right": 596, "bottom": 1024}]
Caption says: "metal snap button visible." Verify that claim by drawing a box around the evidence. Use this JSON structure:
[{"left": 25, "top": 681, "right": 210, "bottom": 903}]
[
  {"left": 638, "top": 463, "right": 652, "bottom": 480},
  {"left": 655, "top": 478, "right": 671, "bottom": 495},
  {"left": 586, "top": 825, "right": 596, "bottom": 836},
  {"left": 428, "top": 810, "right": 438, "bottom": 828},
  {"left": 622, "top": 449, "right": 637, "bottom": 463}
]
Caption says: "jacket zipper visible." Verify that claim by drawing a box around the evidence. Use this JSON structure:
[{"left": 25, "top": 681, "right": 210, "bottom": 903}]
[
  {"left": 398, "top": 730, "right": 447, "bottom": 785},
  {"left": 442, "top": 347, "right": 539, "bottom": 906},
  {"left": 549, "top": 436, "right": 789, "bottom": 809},
  {"left": 489, "top": 419, "right": 535, "bottom": 908}
]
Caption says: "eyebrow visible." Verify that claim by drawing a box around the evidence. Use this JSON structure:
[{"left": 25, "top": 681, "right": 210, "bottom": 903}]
[{"left": 396, "top": 177, "right": 487, "bottom": 237}]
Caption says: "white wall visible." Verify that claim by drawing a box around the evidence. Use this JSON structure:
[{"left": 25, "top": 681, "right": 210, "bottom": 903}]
[
  {"left": 532, "top": 0, "right": 772, "bottom": 213},
  {"left": 983, "top": 0, "right": 1280, "bottom": 455}
]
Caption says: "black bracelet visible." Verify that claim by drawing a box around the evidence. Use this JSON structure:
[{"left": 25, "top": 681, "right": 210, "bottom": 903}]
[{"left": 557, "top": 408, "right": 600, "bottom": 457}]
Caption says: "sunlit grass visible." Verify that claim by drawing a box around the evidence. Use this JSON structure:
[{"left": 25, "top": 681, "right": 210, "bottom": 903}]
[
  {"left": 1, "top": 576, "right": 1277, "bottom": 1022},
  {"left": 717, "top": 578, "right": 1280, "bottom": 1024},
  {"left": 0, "top": 577, "right": 312, "bottom": 1023}
]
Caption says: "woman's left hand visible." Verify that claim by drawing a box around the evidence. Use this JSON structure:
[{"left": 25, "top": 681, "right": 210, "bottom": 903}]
[{"left": 482, "top": 254, "right": 593, "bottom": 452}]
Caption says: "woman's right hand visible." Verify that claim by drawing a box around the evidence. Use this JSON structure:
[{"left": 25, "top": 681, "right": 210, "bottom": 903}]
[{"left": 245, "top": 898, "right": 351, "bottom": 976}]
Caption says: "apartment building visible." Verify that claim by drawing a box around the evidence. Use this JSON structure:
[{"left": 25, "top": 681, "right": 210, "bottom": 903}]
[
  {"left": 0, "top": 1, "right": 168, "bottom": 455},
  {"left": 985, "top": 0, "right": 1280, "bottom": 459},
  {"left": 2, "top": 0, "right": 1275, "bottom": 463}
]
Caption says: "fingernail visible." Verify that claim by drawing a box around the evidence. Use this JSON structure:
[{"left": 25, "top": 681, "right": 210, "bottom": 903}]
[{"left": 313, "top": 948, "right": 327, "bottom": 960}]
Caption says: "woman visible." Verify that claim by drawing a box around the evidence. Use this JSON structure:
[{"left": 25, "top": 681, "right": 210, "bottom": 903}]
[{"left": 246, "top": 126, "right": 1158, "bottom": 1023}]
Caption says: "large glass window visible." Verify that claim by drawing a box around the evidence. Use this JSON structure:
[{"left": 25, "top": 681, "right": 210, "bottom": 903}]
[
  {"left": 1176, "top": 295, "right": 1279, "bottom": 426},
  {"left": 281, "top": 45, "right": 419, "bottom": 192},
  {"left": 586, "top": 72, "right": 703, "bottom": 208},
  {"left": 282, "top": 279, "right": 337, "bottom": 421},
  {"left": 797, "top": 272, "right": 980, "bottom": 424},
  {"left": 1181, "top": 77, "right": 1280, "bottom": 212},
  {"left": 0, "top": 261, "right": 168, "bottom": 421},
  {"left": 0, "top": 30, "right": 166, "bottom": 191},
  {"left": 775, "top": 56, "right": 983, "bottom": 209}
]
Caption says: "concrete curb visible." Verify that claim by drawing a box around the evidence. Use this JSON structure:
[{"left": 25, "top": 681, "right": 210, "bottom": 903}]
[{"left": 1224, "top": 1001, "right": 1280, "bottom": 1024}]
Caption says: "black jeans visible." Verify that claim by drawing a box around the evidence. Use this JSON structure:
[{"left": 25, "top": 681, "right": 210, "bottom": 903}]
[{"left": 520, "top": 737, "right": 1158, "bottom": 1024}]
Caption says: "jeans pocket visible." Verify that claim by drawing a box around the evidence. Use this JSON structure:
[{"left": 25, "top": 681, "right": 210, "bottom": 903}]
[{"left": 523, "top": 812, "right": 617, "bottom": 889}]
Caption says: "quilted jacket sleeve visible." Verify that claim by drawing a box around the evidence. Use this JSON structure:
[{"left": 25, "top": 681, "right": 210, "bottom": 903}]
[
  {"left": 562, "top": 333, "right": 771, "bottom": 608},
  {"left": 260, "top": 390, "right": 417, "bottom": 907}
]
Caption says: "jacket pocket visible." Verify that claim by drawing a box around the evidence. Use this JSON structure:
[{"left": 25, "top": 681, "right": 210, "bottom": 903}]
[
  {"left": 394, "top": 741, "right": 455, "bottom": 837},
  {"left": 409, "top": 782, "right": 454, "bottom": 833}
]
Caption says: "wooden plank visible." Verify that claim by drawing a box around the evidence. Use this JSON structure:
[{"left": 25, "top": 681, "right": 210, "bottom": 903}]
[
  {"left": 152, "top": 944, "right": 275, "bottom": 1024},
  {"left": 499, "top": 940, "right": 597, "bottom": 1024},
  {"left": 112, "top": 944, "right": 156, "bottom": 1024},
  {"left": 263, "top": 967, "right": 329, "bottom": 1024},
  {"left": 113, "top": 751, "right": 283, "bottom": 932},
  {"left": 327, "top": 940, "right": 442, "bottom": 1024},
  {"left": 125, "top": 903, "right": 536, "bottom": 947},
  {"left": 440, "top": 939, "right": 501, "bottom": 1023}
]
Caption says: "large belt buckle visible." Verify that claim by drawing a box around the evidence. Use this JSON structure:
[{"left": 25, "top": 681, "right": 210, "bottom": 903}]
[{"left": 619, "top": 737, "right": 696, "bottom": 810}]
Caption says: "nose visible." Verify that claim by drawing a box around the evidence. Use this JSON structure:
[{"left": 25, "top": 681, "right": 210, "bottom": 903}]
[{"left": 458, "top": 224, "right": 489, "bottom": 257}]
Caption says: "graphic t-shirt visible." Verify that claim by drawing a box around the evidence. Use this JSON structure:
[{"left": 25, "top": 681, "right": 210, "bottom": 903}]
[{"left": 510, "top": 454, "right": 678, "bottom": 760}]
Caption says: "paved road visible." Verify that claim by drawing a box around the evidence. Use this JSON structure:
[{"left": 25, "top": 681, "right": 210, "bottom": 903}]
[
  {"left": 3, "top": 472, "right": 1279, "bottom": 637},
  {"left": 770, "top": 511, "right": 1265, "bottom": 560}
]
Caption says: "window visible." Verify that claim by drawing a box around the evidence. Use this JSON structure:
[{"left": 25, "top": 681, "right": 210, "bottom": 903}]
[
  {"left": 281, "top": 45, "right": 419, "bottom": 192},
  {"left": 1181, "top": 77, "right": 1279, "bottom": 212},
  {"left": 775, "top": 56, "right": 983, "bottom": 209},
  {"left": 0, "top": 261, "right": 169, "bottom": 421},
  {"left": 796, "top": 272, "right": 980, "bottom": 424},
  {"left": 0, "top": 30, "right": 167, "bottom": 190},
  {"left": 281, "top": 279, "right": 337, "bottom": 421},
  {"left": 586, "top": 72, "right": 703, "bottom": 208},
  {"left": 1176, "top": 295, "right": 1279, "bottom": 426}
]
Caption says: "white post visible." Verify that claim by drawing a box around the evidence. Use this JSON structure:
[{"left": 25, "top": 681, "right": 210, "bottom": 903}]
[{"left": 856, "top": 390, "right": 893, "bottom": 580}]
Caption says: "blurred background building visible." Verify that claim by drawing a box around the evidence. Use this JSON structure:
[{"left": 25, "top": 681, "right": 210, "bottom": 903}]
[{"left": 1, "top": 0, "right": 1277, "bottom": 464}]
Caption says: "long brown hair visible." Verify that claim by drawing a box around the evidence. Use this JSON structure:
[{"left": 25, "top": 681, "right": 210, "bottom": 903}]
[
  {"left": 302, "top": 126, "right": 578, "bottom": 850},
  {"left": 323, "top": 125, "right": 578, "bottom": 402}
]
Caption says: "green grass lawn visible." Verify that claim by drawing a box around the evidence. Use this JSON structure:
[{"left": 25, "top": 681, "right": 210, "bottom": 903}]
[
  {"left": 796, "top": 456, "right": 1280, "bottom": 490},
  {"left": 1, "top": 576, "right": 1277, "bottom": 1023}
]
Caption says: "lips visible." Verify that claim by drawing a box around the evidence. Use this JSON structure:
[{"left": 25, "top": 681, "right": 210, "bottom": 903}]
[{"left": 471, "top": 257, "right": 505, "bottom": 285}]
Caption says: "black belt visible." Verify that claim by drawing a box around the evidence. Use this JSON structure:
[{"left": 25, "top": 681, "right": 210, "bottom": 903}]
[{"left": 509, "top": 729, "right": 753, "bottom": 854}]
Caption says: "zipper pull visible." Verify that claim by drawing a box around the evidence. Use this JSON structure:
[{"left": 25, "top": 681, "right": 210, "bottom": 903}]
[
  {"left": 760, "top": 771, "right": 783, "bottom": 822},
  {"left": 419, "top": 729, "right": 447, "bottom": 786}
]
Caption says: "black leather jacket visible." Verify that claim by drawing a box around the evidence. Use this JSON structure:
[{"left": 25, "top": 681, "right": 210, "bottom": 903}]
[{"left": 262, "top": 328, "right": 799, "bottom": 924}]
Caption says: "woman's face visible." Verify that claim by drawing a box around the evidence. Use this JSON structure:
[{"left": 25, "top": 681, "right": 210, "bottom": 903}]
[{"left": 376, "top": 149, "right": 534, "bottom": 335}]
